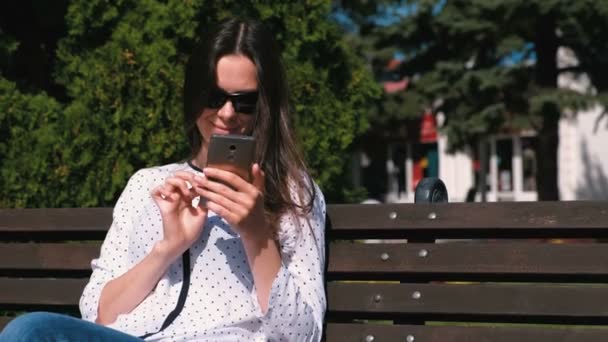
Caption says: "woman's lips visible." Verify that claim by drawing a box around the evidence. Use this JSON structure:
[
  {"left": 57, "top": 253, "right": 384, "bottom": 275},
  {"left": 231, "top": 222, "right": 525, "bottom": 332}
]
[{"left": 212, "top": 126, "right": 233, "bottom": 134}]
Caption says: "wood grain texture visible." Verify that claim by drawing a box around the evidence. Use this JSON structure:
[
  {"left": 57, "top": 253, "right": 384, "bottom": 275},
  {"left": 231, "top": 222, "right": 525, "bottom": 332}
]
[
  {"left": 0, "top": 243, "right": 100, "bottom": 270},
  {"left": 328, "top": 242, "right": 608, "bottom": 281},
  {"left": 0, "top": 278, "right": 87, "bottom": 306},
  {"left": 327, "top": 201, "right": 608, "bottom": 238},
  {"left": 0, "top": 208, "right": 112, "bottom": 232},
  {"left": 326, "top": 323, "right": 608, "bottom": 342},
  {"left": 327, "top": 282, "right": 608, "bottom": 322}
]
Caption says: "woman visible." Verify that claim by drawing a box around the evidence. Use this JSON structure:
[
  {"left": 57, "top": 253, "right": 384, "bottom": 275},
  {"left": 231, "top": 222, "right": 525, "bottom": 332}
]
[{"left": 0, "top": 18, "right": 326, "bottom": 341}]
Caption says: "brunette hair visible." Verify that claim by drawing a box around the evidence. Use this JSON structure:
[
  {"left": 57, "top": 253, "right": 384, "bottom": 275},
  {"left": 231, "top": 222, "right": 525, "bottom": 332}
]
[{"left": 183, "top": 18, "right": 315, "bottom": 227}]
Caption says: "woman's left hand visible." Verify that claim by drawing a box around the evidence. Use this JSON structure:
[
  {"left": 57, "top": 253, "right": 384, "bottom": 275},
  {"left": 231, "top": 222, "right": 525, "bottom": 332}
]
[{"left": 192, "top": 163, "right": 269, "bottom": 239}]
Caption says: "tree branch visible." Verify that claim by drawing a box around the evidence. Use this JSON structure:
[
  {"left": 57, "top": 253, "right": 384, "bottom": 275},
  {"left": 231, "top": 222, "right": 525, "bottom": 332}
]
[{"left": 594, "top": 109, "right": 608, "bottom": 133}]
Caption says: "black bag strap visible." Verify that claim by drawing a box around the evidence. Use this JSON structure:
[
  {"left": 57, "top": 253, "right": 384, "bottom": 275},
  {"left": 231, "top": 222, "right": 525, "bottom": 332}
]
[{"left": 139, "top": 250, "right": 191, "bottom": 339}]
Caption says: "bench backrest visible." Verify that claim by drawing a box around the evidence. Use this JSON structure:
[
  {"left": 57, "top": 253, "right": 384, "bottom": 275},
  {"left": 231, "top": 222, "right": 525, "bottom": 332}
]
[
  {"left": 324, "top": 201, "right": 608, "bottom": 341},
  {"left": 1, "top": 202, "right": 608, "bottom": 341},
  {"left": 0, "top": 208, "right": 109, "bottom": 329}
]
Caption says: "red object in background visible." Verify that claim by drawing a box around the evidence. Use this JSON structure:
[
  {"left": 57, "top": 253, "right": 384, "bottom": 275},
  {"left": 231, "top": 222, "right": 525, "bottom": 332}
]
[
  {"left": 383, "top": 78, "right": 409, "bottom": 93},
  {"left": 420, "top": 112, "right": 437, "bottom": 143},
  {"left": 473, "top": 159, "right": 481, "bottom": 171},
  {"left": 386, "top": 59, "right": 402, "bottom": 71},
  {"left": 412, "top": 161, "right": 423, "bottom": 191}
]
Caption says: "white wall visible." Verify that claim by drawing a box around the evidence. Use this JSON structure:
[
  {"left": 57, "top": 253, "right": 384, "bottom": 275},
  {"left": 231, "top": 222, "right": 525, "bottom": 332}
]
[
  {"left": 558, "top": 114, "right": 580, "bottom": 200},
  {"left": 437, "top": 134, "right": 473, "bottom": 202},
  {"left": 559, "top": 106, "right": 608, "bottom": 200},
  {"left": 558, "top": 47, "right": 608, "bottom": 200}
]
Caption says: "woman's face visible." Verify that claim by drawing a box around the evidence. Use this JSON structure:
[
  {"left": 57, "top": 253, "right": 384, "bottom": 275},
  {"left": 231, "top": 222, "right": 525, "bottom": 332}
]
[{"left": 197, "top": 54, "right": 258, "bottom": 150}]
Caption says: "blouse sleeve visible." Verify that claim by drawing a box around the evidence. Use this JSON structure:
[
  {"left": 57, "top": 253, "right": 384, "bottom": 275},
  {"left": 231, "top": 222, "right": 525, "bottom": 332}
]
[
  {"left": 79, "top": 169, "right": 153, "bottom": 322},
  {"left": 256, "top": 181, "right": 327, "bottom": 341}
]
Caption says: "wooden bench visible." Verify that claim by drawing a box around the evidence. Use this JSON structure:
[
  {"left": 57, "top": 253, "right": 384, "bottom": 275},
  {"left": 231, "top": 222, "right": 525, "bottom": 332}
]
[{"left": 2, "top": 199, "right": 608, "bottom": 341}]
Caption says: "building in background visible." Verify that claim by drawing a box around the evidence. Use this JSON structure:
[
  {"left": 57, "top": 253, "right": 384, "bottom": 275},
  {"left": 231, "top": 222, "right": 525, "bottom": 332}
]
[{"left": 353, "top": 48, "right": 608, "bottom": 202}]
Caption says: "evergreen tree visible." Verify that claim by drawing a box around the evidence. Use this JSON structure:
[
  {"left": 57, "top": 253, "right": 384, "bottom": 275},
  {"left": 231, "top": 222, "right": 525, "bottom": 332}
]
[
  {"left": 0, "top": 0, "right": 379, "bottom": 207},
  {"left": 342, "top": 0, "right": 607, "bottom": 200}
]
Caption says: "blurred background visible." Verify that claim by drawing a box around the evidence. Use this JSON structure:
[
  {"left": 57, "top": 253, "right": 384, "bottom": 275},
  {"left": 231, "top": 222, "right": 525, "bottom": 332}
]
[{"left": 1, "top": 0, "right": 607, "bottom": 207}]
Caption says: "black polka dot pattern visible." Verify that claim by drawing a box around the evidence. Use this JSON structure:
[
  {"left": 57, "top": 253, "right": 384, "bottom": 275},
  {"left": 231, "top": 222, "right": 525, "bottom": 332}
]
[{"left": 79, "top": 163, "right": 327, "bottom": 341}]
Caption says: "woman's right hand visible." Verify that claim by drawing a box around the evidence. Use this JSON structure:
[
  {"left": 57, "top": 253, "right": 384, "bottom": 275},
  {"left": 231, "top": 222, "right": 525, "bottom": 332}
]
[{"left": 151, "top": 170, "right": 208, "bottom": 261}]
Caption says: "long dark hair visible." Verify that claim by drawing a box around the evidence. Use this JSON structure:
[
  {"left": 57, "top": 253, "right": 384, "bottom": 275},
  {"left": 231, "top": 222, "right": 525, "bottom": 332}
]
[{"left": 183, "top": 18, "right": 315, "bottom": 229}]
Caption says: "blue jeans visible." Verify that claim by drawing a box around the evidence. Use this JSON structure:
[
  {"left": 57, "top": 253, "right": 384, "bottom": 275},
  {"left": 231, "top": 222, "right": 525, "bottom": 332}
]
[{"left": 0, "top": 312, "right": 144, "bottom": 342}]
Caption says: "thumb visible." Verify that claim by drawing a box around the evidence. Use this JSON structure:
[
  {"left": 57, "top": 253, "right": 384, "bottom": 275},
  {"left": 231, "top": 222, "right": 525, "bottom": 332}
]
[
  {"left": 251, "top": 163, "right": 265, "bottom": 192},
  {"left": 192, "top": 200, "right": 209, "bottom": 216}
]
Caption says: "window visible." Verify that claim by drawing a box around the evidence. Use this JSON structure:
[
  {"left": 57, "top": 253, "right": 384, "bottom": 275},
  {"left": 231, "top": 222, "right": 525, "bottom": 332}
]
[
  {"left": 496, "top": 138, "right": 513, "bottom": 192},
  {"left": 521, "top": 136, "right": 537, "bottom": 192},
  {"left": 389, "top": 143, "right": 408, "bottom": 196}
]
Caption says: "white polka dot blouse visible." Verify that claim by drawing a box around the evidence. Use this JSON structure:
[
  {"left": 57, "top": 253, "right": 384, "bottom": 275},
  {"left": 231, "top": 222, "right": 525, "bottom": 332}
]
[{"left": 79, "top": 162, "right": 327, "bottom": 341}]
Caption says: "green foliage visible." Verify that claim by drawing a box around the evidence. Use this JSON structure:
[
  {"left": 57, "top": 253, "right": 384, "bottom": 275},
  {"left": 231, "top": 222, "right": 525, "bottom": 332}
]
[
  {"left": 0, "top": 78, "right": 65, "bottom": 207},
  {"left": 53, "top": 0, "right": 196, "bottom": 206},
  {"left": 343, "top": 0, "right": 608, "bottom": 199},
  {"left": 560, "top": 0, "right": 608, "bottom": 112},
  {"left": 0, "top": 0, "right": 379, "bottom": 207}
]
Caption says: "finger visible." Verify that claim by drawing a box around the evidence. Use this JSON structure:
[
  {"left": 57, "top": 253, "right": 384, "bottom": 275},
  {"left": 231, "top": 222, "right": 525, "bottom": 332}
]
[
  {"left": 188, "top": 174, "right": 211, "bottom": 205},
  {"left": 173, "top": 171, "right": 204, "bottom": 196},
  {"left": 251, "top": 163, "right": 265, "bottom": 193},
  {"left": 160, "top": 177, "right": 180, "bottom": 194},
  {"left": 165, "top": 177, "right": 194, "bottom": 199},
  {"left": 205, "top": 200, "right": 239, "bottom": 225},
  {"left": 152, "top": 184, "right": 170, "bottom": 200},
  {"left": 190, "top": 174, "right": 207, "bottom": 188},
  {"left": 193, "top": 201, "right": 208, "bottom": 215},
  {"left": 173, "top": 170, "right": 196, "bottom": 183},
  {"left": 187, "top": 198, "right": 209, "bottom": 216},
  {"left": 152, "top": 184, "right": 179, "bottom": 202},
  {"left": 197, "top": 187, "right": 247, "bottom": 218},
  {"left": 203, "top": 167, "right": 260, "bottom": 200},
  {"left": 202, "top": 167, "right": 250, "bottom": 190},
  {"left": 195, "top": 172, "right": 260, "bottom": 212},
  {"left": 193, "top": 175, "right": 245, "bottom": 204}
]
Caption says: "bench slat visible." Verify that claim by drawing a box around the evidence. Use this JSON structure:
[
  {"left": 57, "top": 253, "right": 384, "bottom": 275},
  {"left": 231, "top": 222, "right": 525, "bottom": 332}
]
[
  {"left": 328, "top": 202, "right": 608, "bottom": 238},
  {"left": 0, "top": 243, "right": 99, "bottom": 271},
  {"left": 0, "top": 208, "right": 111, "bottom": 232},
  {"left": 326, "top": 323, "right": 608, "bottom": 342},
  {"left": 327, "top": 282, "right": 608, "bottom": 323},
  {"left": 0, "top": 278, "right": 86, "bottom": 306},
  {"left": 328, "top": 242, "right": 608, "bottom": 281},
  {"left": 2, "top": 201, "right": 607, "bottom": 233}
]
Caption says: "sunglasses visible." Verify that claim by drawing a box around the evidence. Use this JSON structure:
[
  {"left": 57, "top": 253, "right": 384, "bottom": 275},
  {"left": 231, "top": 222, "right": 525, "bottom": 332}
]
[{"left": 207, "top": 87, "right": 258, "bottom": 115}]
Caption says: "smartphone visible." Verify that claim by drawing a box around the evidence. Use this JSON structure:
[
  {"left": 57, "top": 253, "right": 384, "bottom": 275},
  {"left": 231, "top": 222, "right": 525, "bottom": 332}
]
[{"left": 205, "top": 134, "right": 256, "bottom": 182}]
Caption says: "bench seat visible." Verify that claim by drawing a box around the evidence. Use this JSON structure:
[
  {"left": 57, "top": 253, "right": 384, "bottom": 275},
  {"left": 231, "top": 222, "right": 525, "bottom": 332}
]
[{"left": 1, "top": 201, "right": 607, "bottom": 341}]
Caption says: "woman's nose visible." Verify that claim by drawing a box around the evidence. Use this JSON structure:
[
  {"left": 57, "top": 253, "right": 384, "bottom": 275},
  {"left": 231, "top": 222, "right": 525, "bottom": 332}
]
[{"left": 216, "top": 100, "right": 237, "bottom": 121}]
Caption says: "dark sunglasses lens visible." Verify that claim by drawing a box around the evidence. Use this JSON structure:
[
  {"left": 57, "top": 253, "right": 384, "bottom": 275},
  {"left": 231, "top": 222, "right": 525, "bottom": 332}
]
[
  {"left": 234, "top": 103, "right": 256, "bottom": 114},
  {"left": 207, "top": 89, "right": 227, "bottom": 109},
  {"left": 207, "top": 88, "right": 257, "bottom": 114},
  {"left": 232, "top": 92, "right": 258, "bottom": 115}
]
